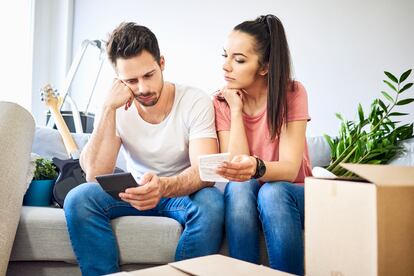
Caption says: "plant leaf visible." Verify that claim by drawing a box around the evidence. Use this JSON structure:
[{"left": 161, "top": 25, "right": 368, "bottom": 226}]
[
  {"left": 381, "top": 91, "right": 394, "bottom": 103},
  {"left": 389, "top": 112, "right": 408, "bottom": 116},
  {"left": 399, "top": 69, "right": 412, "bottom": 83},
  {"left": 399, "top": 83, "right": 413, "bottom": 94},
  {"left": 357, "top": 103, "right": 364, "bottom": 123},
  {"left": 378, "top": 99, "right": 388, "bottom": 112},
  {"left": 383, "top": 80, "right": 397, "bottom": 92},
  {"left": 335, "top": 113, "right": 344, "bottom": 121},
  {"left": 385, "top": 71, "right": 398, "bottom": 83},
  {"left": 323, "top": 134, "right": 336, "bottom": 155},
  {"left": 396, "top": 98, "right": 414, "bottom": 106}
]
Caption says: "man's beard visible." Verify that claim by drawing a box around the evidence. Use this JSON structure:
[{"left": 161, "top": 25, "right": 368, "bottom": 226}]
[{"left": 134, "top": 92, "right": 159, "bottom": 106}]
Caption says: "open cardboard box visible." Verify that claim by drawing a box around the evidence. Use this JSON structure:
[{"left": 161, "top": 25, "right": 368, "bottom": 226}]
[
  {"left": 305, "top": 163, "right": 414, "bottom": 276},
  {"left": 108, "top": 254, "right": 294, "bottom": 275}
]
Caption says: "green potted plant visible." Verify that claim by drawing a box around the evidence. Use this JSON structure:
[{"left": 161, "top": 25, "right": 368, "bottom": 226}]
[
  {"left": 324, "top": 69, "right": 414, "bottom": 177},
  {"left": 23, "top": 157, "right": 58, "bottom": 206}
]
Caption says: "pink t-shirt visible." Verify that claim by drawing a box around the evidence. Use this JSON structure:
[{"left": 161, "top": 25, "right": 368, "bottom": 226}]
[{"left": 213, "top": 81, "right": 312, "bottom": 183}]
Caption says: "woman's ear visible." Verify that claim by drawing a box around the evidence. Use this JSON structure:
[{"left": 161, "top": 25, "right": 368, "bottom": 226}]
[{"left": 258, "top": 63, "right": 269, "bottom": 76}]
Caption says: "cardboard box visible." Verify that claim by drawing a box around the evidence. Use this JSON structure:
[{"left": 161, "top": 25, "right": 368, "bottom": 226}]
[
  {"left": 108, "top": 254, "right": 294, "bottom": 275},
  {"left": 305, "top": 163, "right": 414, "bottom": 276}
]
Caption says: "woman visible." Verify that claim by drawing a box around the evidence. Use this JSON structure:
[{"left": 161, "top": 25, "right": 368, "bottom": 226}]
[{"left": 214, "top": 14, "right": 311, "bottom": 275}]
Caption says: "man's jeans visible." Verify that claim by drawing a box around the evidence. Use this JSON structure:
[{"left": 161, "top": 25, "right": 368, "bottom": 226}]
[
  {"left": 224, "top": 180, "right": 304, "bottom": 276},
  {"left": 64, "top": 182, "right": 224, "bottom": 276}
]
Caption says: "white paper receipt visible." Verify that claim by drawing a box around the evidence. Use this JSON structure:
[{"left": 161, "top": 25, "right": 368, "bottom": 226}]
[{"left": 198, "top": 153, "right": 231, "bottom": 182}]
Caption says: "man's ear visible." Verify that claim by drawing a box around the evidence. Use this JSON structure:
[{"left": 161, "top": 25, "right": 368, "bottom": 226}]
[
  {"left": 258, "top": 63, "right": 269, "bottom": 76},
  {"left": 159, "top": 55, "right": 165, "bottom": 71}
]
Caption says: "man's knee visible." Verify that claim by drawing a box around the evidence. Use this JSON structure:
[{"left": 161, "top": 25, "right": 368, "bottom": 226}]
[
  {"left": 64, "top": 182, "right": 102, "bottom": 216},
  {"left": 190, "top": 187, "right": 224, "bottom": 226}
]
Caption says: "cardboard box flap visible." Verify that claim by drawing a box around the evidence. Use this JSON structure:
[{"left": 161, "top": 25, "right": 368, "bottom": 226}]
[
  {"left": 340, "top": 163, "right": 414, "bottom": 186},
  {"left": 169, "top": 254, "right": 293, "bottom": 275}
]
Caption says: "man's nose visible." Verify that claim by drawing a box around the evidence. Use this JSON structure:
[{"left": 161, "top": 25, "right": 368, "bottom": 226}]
[{"left": 137, "top": 81, "right": 149, "bottom": 94}]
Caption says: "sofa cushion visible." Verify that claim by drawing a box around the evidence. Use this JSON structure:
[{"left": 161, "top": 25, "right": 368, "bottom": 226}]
[
  {"left": 10, "top": 206, "right": 182, "bottom": 265},
  {"left": 306, "top": 136, "right": 331, "bottom": 168},
  {"left": 32, "top": 127, "right": 127, "bottom": 171},
  {"left": 389, "top": 138, "right": 414, "bottom": 166}
]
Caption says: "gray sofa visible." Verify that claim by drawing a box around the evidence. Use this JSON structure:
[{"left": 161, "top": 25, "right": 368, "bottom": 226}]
[
  {"left": 4, "top": 103, "right": 414, "bottom": 276},
  {"left": 0, "top": 102, "right": 35, "bottom": 276}
]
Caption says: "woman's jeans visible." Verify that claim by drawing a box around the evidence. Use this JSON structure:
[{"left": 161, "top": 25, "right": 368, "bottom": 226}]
[
  {"left": 224, "top": 180, "right": 304, "bottom": 276},
  {"left": 64, "top": 182, "right": 224, "bottom": 276}
]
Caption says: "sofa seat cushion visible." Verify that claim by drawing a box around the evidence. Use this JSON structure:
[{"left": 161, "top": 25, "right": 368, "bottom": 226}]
[{"left": 10, "top": 206, "right": 182, "bottom": 265}]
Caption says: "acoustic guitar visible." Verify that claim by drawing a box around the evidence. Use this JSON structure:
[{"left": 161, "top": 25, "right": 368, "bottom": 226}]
[{"left": 41, "top": 84, "right": 86, "bottom": 207}]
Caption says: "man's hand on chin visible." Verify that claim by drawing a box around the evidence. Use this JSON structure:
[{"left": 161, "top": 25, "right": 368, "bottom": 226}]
[{"left": 119, "top": 172, "right": 164, "bottom": 211}]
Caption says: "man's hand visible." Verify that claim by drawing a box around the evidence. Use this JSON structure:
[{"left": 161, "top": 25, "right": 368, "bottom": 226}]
[
  {"left": 119, "top": 172, "right": 164, "bottom": 211},
  {"left": 104, "top": 78, "right": 135, "bottom": 111},
  {"left": 216, "top": 154, "right": 256, "bottom": 182}
]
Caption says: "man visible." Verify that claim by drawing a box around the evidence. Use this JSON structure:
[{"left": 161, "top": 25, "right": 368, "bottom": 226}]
[{"left": 64, "top": 22, "right": 224, "bottom": 276}]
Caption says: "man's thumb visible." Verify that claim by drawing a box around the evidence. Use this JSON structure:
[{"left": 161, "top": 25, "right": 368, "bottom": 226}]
[{"left": 139, "top": 172, "right": 153, "bottom": 185}]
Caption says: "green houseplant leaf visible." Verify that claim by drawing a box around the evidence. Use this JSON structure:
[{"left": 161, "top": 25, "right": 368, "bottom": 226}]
[
  {"left": 399, "top": 83, "right": 413, "bottom": 94},
  {"left": 324, "top": 69, "right": 414, "bottom": 177},
  {"left": 33, "top": 157, "right": 58, "bottom": 180},
  {"left": 385, "top": 71, "right": 398, "bottom": 83},
  {"left": 399, "top": 69, "right": 412, "bottom": 83}
]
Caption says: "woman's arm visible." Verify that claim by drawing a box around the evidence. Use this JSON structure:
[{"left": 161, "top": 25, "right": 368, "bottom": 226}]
[
  {"left": 217, "top": 120, "right": 307, "bottom": 182},
  {"left": 216, "top": 89, "right": 250, "bottom": 156},
  {"left": 260, "top": 120, "right": 307, "bottom": 182}
]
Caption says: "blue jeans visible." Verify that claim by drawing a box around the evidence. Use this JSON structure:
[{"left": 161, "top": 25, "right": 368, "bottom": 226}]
[
  {"left": 64, "top": 182, "right": 224, "bottom": 276},
  {"left": 224, "top": 180, "right": 304, "bottom": 275}
]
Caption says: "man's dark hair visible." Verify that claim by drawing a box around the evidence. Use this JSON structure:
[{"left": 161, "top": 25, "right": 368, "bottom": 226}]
[{"left": 106, "top": 22, "right": 161, "bottom": 67}]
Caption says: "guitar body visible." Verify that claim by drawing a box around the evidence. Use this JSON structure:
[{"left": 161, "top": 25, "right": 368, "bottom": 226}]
[
  {"left": 52, "top": 157, "right": 86, "bottom": 207},
  {"left": 42, "top": 84, "right": 123, "bottom": 207},
  {"left": 52, "top": 157, "right": 123, "bottom": 207}
]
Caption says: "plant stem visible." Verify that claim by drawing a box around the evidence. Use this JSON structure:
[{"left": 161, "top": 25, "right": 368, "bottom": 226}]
[{"left": 330, "top": 146, "right": 357, "bottom": 174}]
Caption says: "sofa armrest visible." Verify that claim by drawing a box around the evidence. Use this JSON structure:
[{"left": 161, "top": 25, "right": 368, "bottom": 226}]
[{"left": 0, "top": 102, "right": 35, "bottom": 275}]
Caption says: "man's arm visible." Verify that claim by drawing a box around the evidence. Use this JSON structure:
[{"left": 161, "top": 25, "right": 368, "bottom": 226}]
[
  {"left": 80, "top": 106, "right": 122, "bottom": 182},
  {"left": 81, "top": 79, "right": 133, "bottom": 181},
  {"left": 160, "top": 137, "right": 218, "bottom": 197}
]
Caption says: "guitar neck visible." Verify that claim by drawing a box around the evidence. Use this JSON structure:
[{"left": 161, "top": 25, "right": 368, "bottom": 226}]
[{"left": 49, "top": 106, "right": 79, "bottom": 158}]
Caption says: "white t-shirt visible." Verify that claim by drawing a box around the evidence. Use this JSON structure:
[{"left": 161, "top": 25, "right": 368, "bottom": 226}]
[{"left": 115, "top": 83, "right": 216, "bottom": 180}]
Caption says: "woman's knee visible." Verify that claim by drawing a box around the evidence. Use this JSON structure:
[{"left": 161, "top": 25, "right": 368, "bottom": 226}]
[
  {"left": 224, "top": 180, "right": 260, "bottom": 202},
  {"left": 257, "top": 182, "right": 295, "bottom": 209},
  {"left": 224, "top": 180, "right": 260, "bottom": 220}
]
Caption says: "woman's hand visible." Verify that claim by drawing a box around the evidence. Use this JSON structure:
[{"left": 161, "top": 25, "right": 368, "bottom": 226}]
[
  {"left": 220, "top": 88, "right": 246, "bottom": 113},
  {"left": 216, "top": 154, "right": 256, "bottom": 182}
]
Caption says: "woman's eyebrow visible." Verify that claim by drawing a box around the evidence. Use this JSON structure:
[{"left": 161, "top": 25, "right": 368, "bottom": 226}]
[
  {"left": 233, "top": 53, "right": 248, "bottom": 58},
  {"left": 223, "top": 48, "right": 248, "bottom": 58}
]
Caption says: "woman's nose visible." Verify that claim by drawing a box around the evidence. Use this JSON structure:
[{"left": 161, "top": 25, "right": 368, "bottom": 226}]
[{"left": 222, "top": 59, "right": 231, "bottom": 72}]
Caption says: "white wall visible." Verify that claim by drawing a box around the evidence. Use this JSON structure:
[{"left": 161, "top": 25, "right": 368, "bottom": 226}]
[
  {"left": 67, "top": 0, "right": 414, "bottom": 136},
  {"left": 30, "top": 0, "right": 74, "bottom": 125},
  {"left": 0, "top": 1, "right": 32, "bottom": 110}
]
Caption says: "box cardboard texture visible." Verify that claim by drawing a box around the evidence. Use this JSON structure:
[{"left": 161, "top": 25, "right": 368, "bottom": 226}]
[
  {"left": 305, "top": 163, "right": 414, "bottom": 276},
  {"left": 109, "top": 254, "right": 294, "bottom": 275}
]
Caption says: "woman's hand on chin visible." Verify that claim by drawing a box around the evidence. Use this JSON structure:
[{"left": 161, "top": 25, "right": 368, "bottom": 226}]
[
  {"left": 216, "top": 154, "right": 256, "bottom": 182},
  {"left": 220, "top": 88, "right": 246, "bottom": 113}
]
